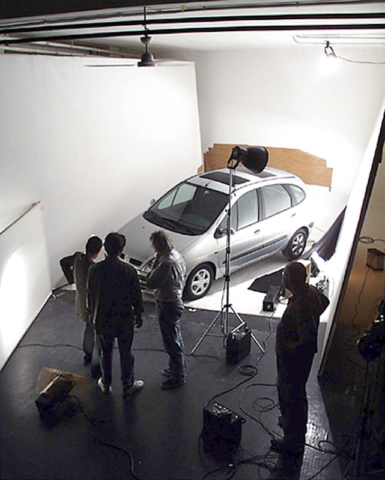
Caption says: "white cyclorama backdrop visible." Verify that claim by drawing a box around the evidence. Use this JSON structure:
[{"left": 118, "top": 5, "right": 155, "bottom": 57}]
[
  {"left": 167, "top": 44, "right": 385, "bottom": 232},
  {"left": 0, "top": 203, "right": 51, "bottom": 371},
  {"left": 0, "top": 55, "right": 202, "bottom": 289}
]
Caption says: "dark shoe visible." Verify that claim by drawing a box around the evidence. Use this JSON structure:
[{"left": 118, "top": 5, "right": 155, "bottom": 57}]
[
  {"left": 161, "top": 378, "right": 186, "bottom": 390},
  {"left": 162, "top": 368, "right": 172, "bottom": 377},
  {"left": 270, "top": 438, "right": 304, "bottom": 454}
]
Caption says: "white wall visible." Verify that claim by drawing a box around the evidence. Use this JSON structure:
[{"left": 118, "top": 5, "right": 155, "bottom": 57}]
[
  {"left": 0, "top": 55, "right": 202, "bottom": 288},
  {"left": 0, "top": 203, "right": 51, "bottom": 370},
  {"left": 174, "top": 44, "right": 385, "bottom": 228}
]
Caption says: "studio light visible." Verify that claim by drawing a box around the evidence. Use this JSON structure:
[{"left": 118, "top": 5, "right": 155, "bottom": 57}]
[
  {"left": 192, "top": 145, "right": 268, "bottom": 357},
  {"left": 319, "top": 41, "right": 340, "bottom": 74},
  {"left": 227, "top": 146, "right": 268, "bottom": 174},
  {"left": 324, "top": 41, "right": 337, "bottom": 59}
]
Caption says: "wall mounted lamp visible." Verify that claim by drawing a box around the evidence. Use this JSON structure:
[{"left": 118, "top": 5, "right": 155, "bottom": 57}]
[{"left": 324, "top": 41, "right": 337, "bottom": 58}]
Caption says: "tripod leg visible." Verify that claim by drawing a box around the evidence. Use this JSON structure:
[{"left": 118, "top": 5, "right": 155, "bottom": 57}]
[
  {"left": 250, "top": 332, "right": 265, "bottom": 353},
  {"left": 191, "top": 310, "right": 223, "bottom": 355},
  {"left": 228, "top": 305, "right": 265, "bottom": 354}
]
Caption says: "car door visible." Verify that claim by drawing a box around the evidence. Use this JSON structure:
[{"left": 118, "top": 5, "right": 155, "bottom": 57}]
[
  {"left": 215, "top": 188, "right": 264, "bottom": 273},
  {"left": 257, "top": 183, "right": 297, "bottom": 255}
]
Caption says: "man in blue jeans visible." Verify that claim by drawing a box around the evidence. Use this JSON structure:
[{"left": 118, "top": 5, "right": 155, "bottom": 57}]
[
  {"left": 88, "top": 233, "right": 144, "bottom": 399},
  {"left": 147, "top": 230, "right": 187, "bottom": 390}
]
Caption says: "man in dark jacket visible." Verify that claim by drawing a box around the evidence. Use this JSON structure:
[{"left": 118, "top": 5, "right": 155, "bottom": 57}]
[
  {"left": 271, "top": 261, "right": 330, "bottom": 454},
  {"left": 60, "top": 236, "right": 102, "bottom": 373},
  {"left": 88, "top": 232, "right": 144, "bottom": 398}
]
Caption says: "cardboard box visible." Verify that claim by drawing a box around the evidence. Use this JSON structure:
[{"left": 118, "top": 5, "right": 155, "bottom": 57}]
[{"left": 366, "top": 248, "right": 385, "bottom": 271}]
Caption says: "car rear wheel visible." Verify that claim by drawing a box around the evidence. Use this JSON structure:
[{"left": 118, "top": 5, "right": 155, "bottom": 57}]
[
  {"left": 283, "top": 228, "right": 308, "bottom": 260},
  {"left": 184, "top": 263, "right": 214, "bottom": 300}
]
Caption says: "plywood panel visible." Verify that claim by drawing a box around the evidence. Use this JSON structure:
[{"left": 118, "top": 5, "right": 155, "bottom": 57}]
[{"left": 204, "top": 144, "right": 333, "bottom": 188}]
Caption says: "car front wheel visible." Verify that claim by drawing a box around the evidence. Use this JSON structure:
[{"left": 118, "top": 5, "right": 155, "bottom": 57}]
[
  {"left": 184, "top": 263, "right": 214, "bottom": 300},
  {"left": 283, "top": 228, "right": 308, "bottom": 260}
]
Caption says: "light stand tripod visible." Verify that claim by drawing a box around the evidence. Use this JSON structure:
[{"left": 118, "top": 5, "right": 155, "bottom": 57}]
[{"left": 191, "top": 146, "right": 268, "bottom": 355}]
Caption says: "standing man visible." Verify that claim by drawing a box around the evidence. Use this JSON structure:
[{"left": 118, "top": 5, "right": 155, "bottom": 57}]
[
  {"left": 272, "top": 261, "right": 330, "bottom": 454},
  {"left": 147, "top": 230, "right": 187, "bottom": 390},
  {"left": 88, "top": 232, "right": 144, "bottom": 398},
  {"left": 60, "top": 236, "right": 103, "bottom": 376}
]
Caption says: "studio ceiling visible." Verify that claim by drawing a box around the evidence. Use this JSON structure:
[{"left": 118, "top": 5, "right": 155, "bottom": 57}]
[{"left": 0, "top": 1, "right": 384, "bottom": 59}]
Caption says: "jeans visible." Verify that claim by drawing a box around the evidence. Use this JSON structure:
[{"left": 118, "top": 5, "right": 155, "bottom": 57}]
[
  {"left": 83, "top": 323, "right": 101, "bottom": 378},
  {"left": 83, "top": 322, "right": 95, "bottom": 361},
  {"left": 100, "top": 323, "right": 135, "bottom": 388},
  {"left": 276, "top": 349, "right": 315, "bottom": 446},
  {"left": 156, "top": 299, "right": 186, "bottom": 381}
]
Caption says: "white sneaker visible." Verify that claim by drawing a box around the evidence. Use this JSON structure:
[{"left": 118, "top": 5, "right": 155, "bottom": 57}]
[
  {"left": 98, "top": 377, "right": 112, "bottom": 394},
  {"left": 123, "top": 380, "right": 144, "bottom": 397}
]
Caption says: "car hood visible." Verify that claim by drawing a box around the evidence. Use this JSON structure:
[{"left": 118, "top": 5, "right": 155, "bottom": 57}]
[{"left": 119, "top": 213, "right": 202, "bottom": 266}]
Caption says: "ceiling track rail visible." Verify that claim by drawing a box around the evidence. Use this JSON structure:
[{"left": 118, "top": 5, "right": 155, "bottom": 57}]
[
  {"left": 0, "top": 42, "right": 134, "bottom": 58},
  {"left": 0, "top": 12, "right": 384, "bottom": 36},
  {"left": 0, "top": 0, "right": 382, "bottom": 26},
  {"left": 1, "top": 23, "right": 385, "bottom": 46}
]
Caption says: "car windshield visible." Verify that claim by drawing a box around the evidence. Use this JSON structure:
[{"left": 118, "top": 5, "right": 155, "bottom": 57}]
[{"left": 143, "top": 182, "right": 228, "bottom": 235}]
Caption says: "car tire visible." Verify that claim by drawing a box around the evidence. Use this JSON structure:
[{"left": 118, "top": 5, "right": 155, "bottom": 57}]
[
  {"left": 283, "top": 228, "right": 308, "bottom": 260},
  {"left": 184, "top": 263, "right": 214, "bottom": 300}
]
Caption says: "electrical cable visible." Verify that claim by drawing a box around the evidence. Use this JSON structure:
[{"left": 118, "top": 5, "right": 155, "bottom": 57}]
[
  {"left": 17, "top": 343, "right": 225, "bottom": 365},
  {"left": 204, "top": 369, "right": 259, "bottom": 409},
  {"left": 359, "top": 236, "right": 385, "bottom": 245},
  {"left": 351, "top": 266, "right": 371, "bottom": 327},
  {"left": 23, "top": 290, "right": 353, "bottom": 479},
  {"left": 20, "top": 342, "right": 344, "bottom": 479},
  {"left": 335, "top": 54, "right": 385, "bottom": 65},
  {"left": 18, "top": 343, "right": 83, "bottom": 351},
  {"left": 237, "top": 379, "right": 355, "bottom": 480}
]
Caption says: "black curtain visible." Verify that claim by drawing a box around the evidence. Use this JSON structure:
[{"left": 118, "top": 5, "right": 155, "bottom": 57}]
[{"left": 303, "top": 207, "right": 346, "bottom": 261}]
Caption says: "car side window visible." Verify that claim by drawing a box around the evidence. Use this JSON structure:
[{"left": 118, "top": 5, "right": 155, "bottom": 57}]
[
  {"left": 237, "top": 190, "right": 259, "bottom": 230},
  {"left": 287, "top": 184, "right": 306, "bottom": 206},
  {"left": 260, "top": 184, "right": 292, "bottom": 219}
]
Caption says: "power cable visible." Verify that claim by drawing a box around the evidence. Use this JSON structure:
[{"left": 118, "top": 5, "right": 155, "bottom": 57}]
[{"left": 336, "top": 55, "right": 385, "bottom": 65}]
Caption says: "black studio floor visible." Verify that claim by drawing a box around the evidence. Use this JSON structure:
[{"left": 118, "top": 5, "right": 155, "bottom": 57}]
[{"left": 1, "top": 290, "right": 353, "bottom": 480}]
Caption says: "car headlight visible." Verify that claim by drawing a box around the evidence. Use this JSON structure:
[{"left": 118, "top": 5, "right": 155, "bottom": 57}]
[{"left": 141, "top": 257, "right": 156, "bottom": 274}]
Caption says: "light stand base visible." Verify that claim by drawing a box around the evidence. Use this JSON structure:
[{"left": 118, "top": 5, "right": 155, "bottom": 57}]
[{"left": 191, "top": 304, "right": 265, "bottom": 355}]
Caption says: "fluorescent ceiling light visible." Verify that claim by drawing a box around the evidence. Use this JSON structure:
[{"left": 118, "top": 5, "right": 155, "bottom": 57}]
[{"left": 294, "top": 34, "right": 385, "bottom": 44}]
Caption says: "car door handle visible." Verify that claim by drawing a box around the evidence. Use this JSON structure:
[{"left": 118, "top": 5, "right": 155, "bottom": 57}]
[
  {"left": 291, "top": 213, "right": 296, "bottom": 218},
  {"left": 254, "top": 229, "right": 261, "bottom": 234}
]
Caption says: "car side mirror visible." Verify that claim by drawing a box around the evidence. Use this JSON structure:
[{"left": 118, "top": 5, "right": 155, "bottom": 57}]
[
  {"left": 214, "top": 226, "right": 235, "bottom": 239},
  {"left": 150, "top": 198, "right": 156, "bottom": 206}
]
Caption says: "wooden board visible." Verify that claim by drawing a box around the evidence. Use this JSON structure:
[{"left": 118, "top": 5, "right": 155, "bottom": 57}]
[{"left": 204, "top": 144, "right": 333, "bottom": 188}]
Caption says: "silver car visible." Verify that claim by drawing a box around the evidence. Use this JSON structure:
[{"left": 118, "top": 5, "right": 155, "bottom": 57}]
[{"left": 119, "top": 166, "right": 314, "bottom": 300}]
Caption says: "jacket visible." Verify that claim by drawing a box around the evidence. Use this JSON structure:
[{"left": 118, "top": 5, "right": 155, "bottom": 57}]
[{"left": 88, "top": 256, "right": 143, "bottom": 335}]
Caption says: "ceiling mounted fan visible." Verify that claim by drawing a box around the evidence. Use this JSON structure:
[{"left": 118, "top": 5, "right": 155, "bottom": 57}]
[
  {"left": 138, "top": 32, "right": 155, "bottom": 67},
  {"left": 86, "top": 7, "right": 188, "bottom": 69}
]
